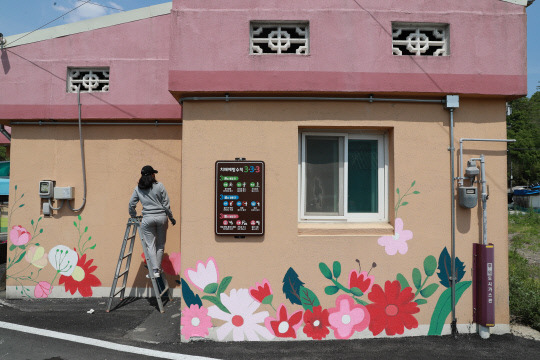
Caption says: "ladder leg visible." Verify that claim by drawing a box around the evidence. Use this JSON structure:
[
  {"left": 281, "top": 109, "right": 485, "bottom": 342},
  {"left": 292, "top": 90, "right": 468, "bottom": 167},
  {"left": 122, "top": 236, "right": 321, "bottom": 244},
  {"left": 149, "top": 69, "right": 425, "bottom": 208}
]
[
  {"left": 106, "top": 221, "right": 134, "bottom": 312},
  {"left": 119, "top": 224, "right": 137, "bottom": 300}
]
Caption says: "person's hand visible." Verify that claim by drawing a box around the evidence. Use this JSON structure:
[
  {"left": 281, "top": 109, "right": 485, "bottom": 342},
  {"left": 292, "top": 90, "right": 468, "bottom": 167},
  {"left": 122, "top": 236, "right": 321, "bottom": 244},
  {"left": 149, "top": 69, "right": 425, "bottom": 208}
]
[{"left": 171, "top": 218, "right": 176, "bottom": 226}]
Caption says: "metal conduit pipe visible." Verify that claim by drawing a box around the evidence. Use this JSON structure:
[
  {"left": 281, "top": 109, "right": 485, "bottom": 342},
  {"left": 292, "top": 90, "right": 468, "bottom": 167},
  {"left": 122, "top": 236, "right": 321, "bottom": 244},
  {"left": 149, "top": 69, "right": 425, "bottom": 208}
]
[
  {"left": 448, "top": 108, "right": 458, "bottom": 337},
  {"left": 10, "top": 121, "right": 182, "bottom": 126},
  {"left": 69, "top": 88, "right": 87, "bottom": 212}
]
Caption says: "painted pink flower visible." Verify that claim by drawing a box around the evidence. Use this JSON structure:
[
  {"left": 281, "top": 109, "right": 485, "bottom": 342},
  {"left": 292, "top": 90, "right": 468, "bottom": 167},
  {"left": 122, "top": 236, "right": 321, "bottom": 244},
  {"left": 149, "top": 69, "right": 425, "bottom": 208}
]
[
  {"left": 185, "top": 257, "right": 219, "bottom": 292},
  {"left": 249, "top": 279, "right": 273, "bottom": 303},
  {"left": 162, "top": 252, "right": 181, "bottom": 276},
  {"left": 264, "top": 304, "right": 303, "bottom": 339},
  {"left": 328, "top": 294, "right": 370, "bottom": 339},
  {"left": 181, "top": 304, "right": 213, "bottom": 339},
  {"left": 377, "top": 218, "right": 413, "bottom": 255},
  {"left": 10, "top": 225, "right": 31, "bottom": 246},
  {"left": 34, "top": 281, "right": 52, "bottom": 298},
  {"left": 349, "top": 270, "right": 374, "bottom": 294},
  {"left": 25, "top": 245, "right": 48, "bottom": 268}
]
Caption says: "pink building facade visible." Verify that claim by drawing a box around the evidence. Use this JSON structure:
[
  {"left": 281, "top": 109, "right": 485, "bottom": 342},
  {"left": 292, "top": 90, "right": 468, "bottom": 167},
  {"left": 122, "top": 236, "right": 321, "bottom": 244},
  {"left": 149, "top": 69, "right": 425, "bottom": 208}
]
[{"left": 0, "top": 0, "right": 528, "bottom": 341}]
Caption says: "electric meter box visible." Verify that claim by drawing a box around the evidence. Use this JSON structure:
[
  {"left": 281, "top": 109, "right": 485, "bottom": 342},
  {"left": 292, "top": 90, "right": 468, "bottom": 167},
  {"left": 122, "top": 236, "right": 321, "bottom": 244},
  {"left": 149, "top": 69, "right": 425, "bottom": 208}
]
[
  {"left": 459, "top": 186, "right": 477, "bottom": 208},
  {"left": 54, "top": 186, "right": 74, "bottom": 200},
  {"left": 39, "top": 180, "right": 55, "bottom": 198}
]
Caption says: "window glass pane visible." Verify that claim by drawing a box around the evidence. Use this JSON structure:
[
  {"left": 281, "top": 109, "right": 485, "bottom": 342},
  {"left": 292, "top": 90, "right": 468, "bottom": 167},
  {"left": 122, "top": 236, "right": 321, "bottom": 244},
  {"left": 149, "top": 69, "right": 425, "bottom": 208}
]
[
  {"left": 305, "top": 136, "right": 340, "bottom": 214},
  {"left": 348, "top": 139, "right": 378, "bottom": 213}
]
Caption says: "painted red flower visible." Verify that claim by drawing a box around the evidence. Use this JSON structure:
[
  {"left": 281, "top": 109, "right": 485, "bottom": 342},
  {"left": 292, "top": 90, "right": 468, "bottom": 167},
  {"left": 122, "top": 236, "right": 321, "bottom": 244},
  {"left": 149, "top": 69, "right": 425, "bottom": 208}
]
[
  {"left": 264, "top": 304, "right": 303, "bottom": 338},
  {"left": 349, "top": 270, "right": 374, "bottom": 294},
  {"left": 249, "top": 279, "right": 273, "bottom": 303},
  {"left": 59, "top": 254, "right": 101, "bottom": 297},
  {"left": 366, "top": 280, "right": 420, "bottom": 336},
  {"left": 303, "top": 306, "right": 330, "bottom": 340}
]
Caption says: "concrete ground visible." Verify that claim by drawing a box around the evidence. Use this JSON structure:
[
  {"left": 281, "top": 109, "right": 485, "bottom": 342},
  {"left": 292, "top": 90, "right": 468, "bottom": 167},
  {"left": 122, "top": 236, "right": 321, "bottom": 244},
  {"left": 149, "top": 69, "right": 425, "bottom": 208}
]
[{"left": 0, "top": 290, "right": 539, "bottom": 360}]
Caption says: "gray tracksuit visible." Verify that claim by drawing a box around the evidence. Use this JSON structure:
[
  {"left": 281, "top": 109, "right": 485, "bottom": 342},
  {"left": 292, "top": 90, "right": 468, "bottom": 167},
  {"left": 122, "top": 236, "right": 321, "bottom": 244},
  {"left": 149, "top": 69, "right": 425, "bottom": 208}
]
[{"left": 128, "top": 182, "right": 174, "bottom": 272}]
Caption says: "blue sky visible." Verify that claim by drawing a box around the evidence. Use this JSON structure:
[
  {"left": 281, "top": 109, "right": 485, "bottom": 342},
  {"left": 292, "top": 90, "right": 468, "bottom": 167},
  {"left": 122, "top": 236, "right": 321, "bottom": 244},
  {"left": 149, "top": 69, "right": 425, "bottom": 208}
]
[{"left": 1, "top": 0, "right": 539, "bottom": 96}]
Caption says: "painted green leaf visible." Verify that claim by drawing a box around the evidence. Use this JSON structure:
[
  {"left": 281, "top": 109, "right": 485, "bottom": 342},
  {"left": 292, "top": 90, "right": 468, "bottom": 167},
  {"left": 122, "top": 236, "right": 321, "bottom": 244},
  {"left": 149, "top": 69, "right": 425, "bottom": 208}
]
[
  {"left": 437, "top": 247, "right": 466, "bottom": 288},
  {"left": 401, "top": 202, "right": 409, "bottom": 206},
  {"left": 38, "top": 216, "right": 43, "bottom": 222},
  {"left": 262, "top": 294, "right": 273, "bottom": 305},
  {"left": 14, "top": 185, "right": 17, "bottom": 190},
  {"left": 416, "top": 299, "right": 428, "bottom": 305},
  {"left": 333, "top": 261, "right": 341, "bottom": 279},
  {"left": 78, "top": 215, "right": 82, "bottom": 221},
  {"left": 413, "top": 191, "right": 420, "bottom": 194},
  {"left": 428, "top": 281, "right": 472, "bottom": 335},
  {"left": 31, "top": 219, "right": 34, "bottom": 225},
  {"left": 282, "top": 267, "right": 304, "bottom": 305},
  {"left": 412, "top": 268, "right": 422, "bottom": 289},
  {"left": 420, "top": 283, "right": 440, "bottom": 298},
  {"left": 14, "top": 251, "right": 26, "bottom": 264},
  {"left": 396, "top": 273, "right": 410, "bottom": 290},
  {"left": 9, "top": 244, "right": 16, "bottom": 251},
  {"left": 84, "top": 226, "right": 88, "bottom": 233},
  {"left": 202, "top": 295, "right": 230, "bottom": 314},
  {"left": 203, "top": 282, "right": 218, "bottom": 294},
  {"left": 217, "top": 276, "right": 232, "bottom": 295},
  {"left": 73, "top": 221, "right": 77, "bottom": 228},
  {"left": 396, "top": 188, "right": 400, "bottom": 194},
  {"left": 411, "top": 180, "right": 416, "bottom": 187},
  {"left": 90, "top": 244, "right": 96, "bottom": 250},
  {"left": 319, "top": 262, "right": 333, "bottom": 280},
  {"left": 350, "top": 287, "right": 364, "bottom": 297},
  {"left": 21, "top": 193, "right": 24, "bottom": 198},
  {"left": 39, "top": 229, "right": 43, "bottom": 233},
  {"left": 19, "top": 204, "right": 24, "bottom": 208},
  {"left": 353, "top": 297, "right": 369, "bottom": 306},
  {"left": 424, "top": 255, "right": 437, "bottom": 277},
  {"left": 35, "top": 243, "right": 40, "bottom": 246},
  {"left": 88, "top": 236, "right": 92, "bottom": 241},
  {"left": 299, "top": 286, "right": 320, "bottom": 312},
  {"left": 325, "top": 285, "right": 339, "bottom": 295}
]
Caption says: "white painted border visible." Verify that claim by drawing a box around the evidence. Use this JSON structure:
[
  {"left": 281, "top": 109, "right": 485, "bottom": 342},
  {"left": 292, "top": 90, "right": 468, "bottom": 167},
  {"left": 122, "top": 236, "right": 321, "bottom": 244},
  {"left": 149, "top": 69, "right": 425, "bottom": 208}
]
[
  {"left": 3, "top": 2, "right": 172, "bottom": 48},
  {"left": 0, "top": 321, "right": 214, "bottom": 360}
]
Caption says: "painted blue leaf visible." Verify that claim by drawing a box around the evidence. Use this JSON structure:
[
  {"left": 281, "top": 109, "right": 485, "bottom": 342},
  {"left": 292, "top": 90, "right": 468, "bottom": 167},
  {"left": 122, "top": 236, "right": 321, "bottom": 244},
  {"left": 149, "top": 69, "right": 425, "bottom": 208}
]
[
  {"left": 181, "top": 279, "right": 202, "bottom": 307},
  {"left": 282, "top": 267, "right": 305, "bottom": 305},
  {"left": 437, "top": 247, "right": 467, "bottom": 288}
]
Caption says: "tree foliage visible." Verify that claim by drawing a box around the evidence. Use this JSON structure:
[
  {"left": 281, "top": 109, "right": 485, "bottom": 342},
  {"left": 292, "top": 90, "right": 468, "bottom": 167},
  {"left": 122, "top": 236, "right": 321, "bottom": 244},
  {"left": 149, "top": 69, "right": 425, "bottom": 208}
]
[{"left": 507, "top": 92, "right": 540, "bottom": 186}]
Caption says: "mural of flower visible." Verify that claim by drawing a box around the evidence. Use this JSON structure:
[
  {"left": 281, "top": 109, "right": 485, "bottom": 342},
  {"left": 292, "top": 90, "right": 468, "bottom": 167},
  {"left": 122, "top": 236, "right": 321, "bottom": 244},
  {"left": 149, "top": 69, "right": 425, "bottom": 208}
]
[
  {"left": 34, "top": 281, "right": 52, "bottom": 298},
  {"left": 264, "top": 304, "right": 303, "bottom": 339},
  {"left": 185, "top": 257, "right": 219, "bottom": 292},
  {"left": 48, "top": 245, "right": 78, "bottom": 276},
  {"left": 303, "top": 306, "right": 330, "bottom": 340},
  {"left": 377, "top": 218, "right": 413, "bottom": 255},
  {"left": 181, "top": 304, "right": 213, "bottom": 339},
  {"left": 328, "top": 294, "right": 370, "bottom": 339},
  {"left": 249, "top": 279, "right": 273, "bottom": 303},
  {"left": 10, "top": 225, "right": 31, "bottom": 246},
  {"left": 25, "top": 245, "right": 48, "bottom": 268},
  {"left": 59, "top": 253, "right": 101, "bottom": 297},
  {"left": 207, "top": 288, "right": 273, "bottom": 341},
  {"left": 366, "top": 280, "right": 420, "bottom": 336},
  {"left": 349, "top": 270, "right": 374, "bottom": 294}
]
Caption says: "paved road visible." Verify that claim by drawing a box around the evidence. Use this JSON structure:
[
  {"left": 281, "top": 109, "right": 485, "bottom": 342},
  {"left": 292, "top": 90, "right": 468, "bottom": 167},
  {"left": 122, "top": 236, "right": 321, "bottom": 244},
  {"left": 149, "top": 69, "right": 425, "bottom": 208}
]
[{"left": 1, "top": 296, "right": 539, "bottom": 359}]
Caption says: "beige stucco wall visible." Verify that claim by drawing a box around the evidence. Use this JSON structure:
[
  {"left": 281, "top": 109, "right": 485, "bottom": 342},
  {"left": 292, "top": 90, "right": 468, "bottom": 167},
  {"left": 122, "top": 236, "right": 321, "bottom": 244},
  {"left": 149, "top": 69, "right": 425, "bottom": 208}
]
[
  {"left": 180, "top": 98, "right": 509, "bottom": 338},
  {"left": 6, "top": 124, "right": 182, "bottom": 297}
]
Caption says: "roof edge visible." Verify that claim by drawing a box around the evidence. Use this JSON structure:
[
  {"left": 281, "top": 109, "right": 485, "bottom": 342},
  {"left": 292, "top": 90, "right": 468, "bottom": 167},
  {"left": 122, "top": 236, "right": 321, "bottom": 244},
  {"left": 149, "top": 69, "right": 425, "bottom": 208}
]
[
  {"left": 499, "top": 0, "right": 528, "bottom": 5},
  {"left": 3, "top": 2, "right": 172, "bottom": 48}
]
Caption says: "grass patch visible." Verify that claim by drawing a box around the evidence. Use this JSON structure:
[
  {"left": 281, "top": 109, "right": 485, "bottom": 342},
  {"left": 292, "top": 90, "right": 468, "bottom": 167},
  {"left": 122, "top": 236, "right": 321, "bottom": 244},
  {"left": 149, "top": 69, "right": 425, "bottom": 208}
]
[{"left": 508, "top": 210, "right": 540, "bottom": 331}]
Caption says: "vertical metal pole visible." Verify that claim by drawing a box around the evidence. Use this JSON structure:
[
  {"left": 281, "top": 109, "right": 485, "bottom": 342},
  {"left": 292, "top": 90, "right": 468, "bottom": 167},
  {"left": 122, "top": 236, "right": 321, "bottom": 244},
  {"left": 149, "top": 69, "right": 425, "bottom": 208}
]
[
  {"left": 449, "top": 108, "right": 457, "bottom": 336},
  {"left": 480, "top": 155, "right": 487, "bottom": 246}
]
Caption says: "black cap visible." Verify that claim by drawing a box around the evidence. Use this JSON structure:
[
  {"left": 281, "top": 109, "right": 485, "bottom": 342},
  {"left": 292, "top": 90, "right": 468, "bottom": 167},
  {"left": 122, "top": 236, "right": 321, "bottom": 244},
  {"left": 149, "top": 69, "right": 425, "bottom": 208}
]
[{"left": 141, "top": 165, "right": 158, "bottom": 176}]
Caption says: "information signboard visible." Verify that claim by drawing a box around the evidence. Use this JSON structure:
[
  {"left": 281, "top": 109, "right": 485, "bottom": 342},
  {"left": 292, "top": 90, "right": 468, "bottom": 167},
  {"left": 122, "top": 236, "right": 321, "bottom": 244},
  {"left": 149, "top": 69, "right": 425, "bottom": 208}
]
[{"left": 215, "top": 161, "right": 264, "bottom": 236}]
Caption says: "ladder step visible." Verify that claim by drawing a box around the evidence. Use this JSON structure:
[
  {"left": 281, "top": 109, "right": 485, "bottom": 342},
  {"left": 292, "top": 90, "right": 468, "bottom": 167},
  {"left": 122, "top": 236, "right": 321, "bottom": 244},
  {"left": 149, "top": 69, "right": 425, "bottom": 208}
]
[
  {"left": 117, "top": 269, "right": 129, "bottom": 278},
  {"left": 126, "top": 235, "right": 136, "bottom": 240},
  {"left": 114, "top": 286, "right": 126, "bottom": 297},
  {"left": 122, "top": 251, "right": 133, "bottom": 259}
]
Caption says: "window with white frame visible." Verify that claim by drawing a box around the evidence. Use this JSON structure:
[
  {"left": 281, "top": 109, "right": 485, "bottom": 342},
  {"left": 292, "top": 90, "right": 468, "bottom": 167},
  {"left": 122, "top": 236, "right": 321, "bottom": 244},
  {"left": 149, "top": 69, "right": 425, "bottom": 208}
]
[
  {"left": 392, "top": 23, "right": 449, "bottom": 56},
  {"left": 67, "top": 67, "right": 109, "bottom": 93},
  {"left": 299, "top": 132, "right": 388, "bottom": 222},
  {"left": 250, "top": 22, "right": 309, "bottom": 55}
]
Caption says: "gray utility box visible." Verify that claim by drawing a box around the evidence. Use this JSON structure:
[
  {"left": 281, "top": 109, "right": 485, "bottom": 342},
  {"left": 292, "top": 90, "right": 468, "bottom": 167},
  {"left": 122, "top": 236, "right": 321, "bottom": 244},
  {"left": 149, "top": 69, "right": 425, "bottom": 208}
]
[{"left": 459, "top": 186, "right": 478, "bottom": 208}]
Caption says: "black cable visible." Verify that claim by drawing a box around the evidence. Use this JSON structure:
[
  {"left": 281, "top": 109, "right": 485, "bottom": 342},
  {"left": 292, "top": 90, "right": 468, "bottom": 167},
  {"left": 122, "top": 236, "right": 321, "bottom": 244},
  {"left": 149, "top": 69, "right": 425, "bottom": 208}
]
[
  {"left": 87, "top": 1, "right": 124, "bottom": 12},
  {"left": 8, "top": 0, "right": 92, "bottom": 46}
]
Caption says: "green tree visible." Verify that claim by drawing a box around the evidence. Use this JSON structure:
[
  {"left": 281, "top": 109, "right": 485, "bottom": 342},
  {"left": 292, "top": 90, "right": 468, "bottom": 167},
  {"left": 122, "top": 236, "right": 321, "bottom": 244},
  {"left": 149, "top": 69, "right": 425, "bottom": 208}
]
[{"left": 507, "top": 92, "right": 540, "bottom": 186}]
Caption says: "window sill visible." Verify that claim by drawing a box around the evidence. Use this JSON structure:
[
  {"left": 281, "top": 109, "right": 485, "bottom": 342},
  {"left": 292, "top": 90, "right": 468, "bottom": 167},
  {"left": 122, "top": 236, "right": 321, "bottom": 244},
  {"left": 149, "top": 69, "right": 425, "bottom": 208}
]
[{"left": 298, "top": 222, "right": 394, "bottom": 237}]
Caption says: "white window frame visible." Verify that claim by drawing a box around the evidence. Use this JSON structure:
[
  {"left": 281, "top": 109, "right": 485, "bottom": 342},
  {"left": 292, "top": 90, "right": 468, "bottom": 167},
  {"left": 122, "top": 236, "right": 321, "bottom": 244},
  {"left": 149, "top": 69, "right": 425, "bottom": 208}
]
[{"left": 299, "top": 131, "right": 388, "bottom": 223}]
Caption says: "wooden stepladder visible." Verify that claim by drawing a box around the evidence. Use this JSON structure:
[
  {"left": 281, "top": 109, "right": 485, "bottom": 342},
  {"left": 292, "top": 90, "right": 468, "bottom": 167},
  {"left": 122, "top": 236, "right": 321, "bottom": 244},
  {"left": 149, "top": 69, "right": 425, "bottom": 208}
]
[{"left": 106, "top": 217, "right": 172, "bottom": 313}]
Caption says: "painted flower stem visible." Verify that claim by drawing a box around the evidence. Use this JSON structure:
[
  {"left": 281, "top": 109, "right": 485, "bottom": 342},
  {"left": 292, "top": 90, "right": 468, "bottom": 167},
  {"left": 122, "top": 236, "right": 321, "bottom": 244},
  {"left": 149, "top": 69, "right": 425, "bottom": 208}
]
[
  {"left": 330, "top": 278, "right": 369, "bottom": 305},
  {"left": 414, "top": 275, "right": 432, "bottom": 299}
]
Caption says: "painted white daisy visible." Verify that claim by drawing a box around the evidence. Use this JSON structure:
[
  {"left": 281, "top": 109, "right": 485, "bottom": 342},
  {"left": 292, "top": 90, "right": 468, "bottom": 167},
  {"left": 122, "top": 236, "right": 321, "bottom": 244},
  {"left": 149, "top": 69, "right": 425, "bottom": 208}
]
[{"left": 208, "top": 288, "right": 274, "bottom": 341}]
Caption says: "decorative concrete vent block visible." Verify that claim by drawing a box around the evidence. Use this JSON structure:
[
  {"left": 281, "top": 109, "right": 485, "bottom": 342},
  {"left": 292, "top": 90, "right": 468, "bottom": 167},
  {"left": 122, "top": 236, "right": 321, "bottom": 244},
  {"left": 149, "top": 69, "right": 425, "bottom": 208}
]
[
  {"left": 392, "top": 23, "right": 448, "bottom": 56},
  {"left": 67, "top": 68, "right": 110, "bottom": 93},
  {"left": 250, "top": 22, "right": 309, "bottom": 55}
]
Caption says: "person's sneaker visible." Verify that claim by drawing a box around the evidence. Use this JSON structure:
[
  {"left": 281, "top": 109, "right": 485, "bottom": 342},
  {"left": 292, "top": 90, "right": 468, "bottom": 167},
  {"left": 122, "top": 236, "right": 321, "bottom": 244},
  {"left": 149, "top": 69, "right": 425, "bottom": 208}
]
[{"left": 146, "top": 271, "right": 161, "bottom": 278}]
